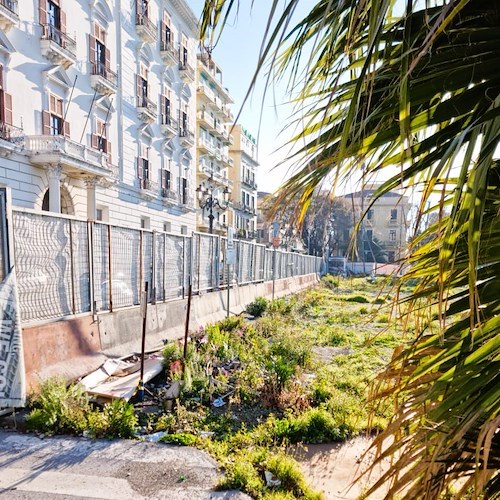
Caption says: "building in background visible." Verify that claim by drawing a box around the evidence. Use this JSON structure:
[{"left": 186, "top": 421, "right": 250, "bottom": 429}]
[
  {"left": 336, "top": 184, "right": 410, "bottom": 262},
  {"left": 195, "top": 53, "right": 234, "bottom": 234},
  {"left": 228, "top": 124, "right": 258, "bottom": 239},
  {"left": 0, "top": 0, "right": 197, "bottom": 234}
]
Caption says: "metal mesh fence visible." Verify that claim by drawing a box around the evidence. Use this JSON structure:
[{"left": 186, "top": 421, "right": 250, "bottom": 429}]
[
  {"left": 13, "top": 210, "right": 322, "bottom": 323},
  {"left": 14, "top": 212, "right": 74, "bottom": 321}
]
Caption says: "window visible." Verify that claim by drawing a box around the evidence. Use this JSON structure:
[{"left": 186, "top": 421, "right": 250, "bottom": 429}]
[
  {"left": 161, "top": 11, "right": 173, "bottom": 48},
  {"left": 42, "top": 94, "right": 69, "bottom": 136},
  {"left": 387, "top": 251, "right": 395, "bottom": 262},
  {"left": 366, "top": 229, "right": 373, "bottom": 241},
  {"left": 136, "top": 64, "right": 149, "bottom": 107},
  {"left": 0, "top": 66, "right": 13, "bottom": 140},
  {"left": 91, "top": 118, "right": 110, "bottom": 155},
  {"left": 390, "top": 208, "right": 397, "bottom": 220},
  {"left": 163, "top": 221, "right": 171, "bottom": 232},
  {"left": 180, "top": 34, "right": 189, "bottom": 67},
  {"left": 140, "top": 216, "right": 150, "bottom": 229},
  {"left": 367, "top": 208, "right": 374, "bottom": 220},
  {"left": 96, "top": 206, "right": 109, "bottom": 221},
  {"left": 161, "top": 168, "right": 171, "bottom": 196},
  {"left": 389, "top": 230, "right": 396, "bottom": 241},
  {"left": 137, "top": 144, "right": 150, "bottom": 189},
  {"left": 89, "top": 22, "right": 110, "bottom": 78},
  {"left": 161, "top": 89, "right": 173, "bottom": 125},
  {"left": 180, "top": 225, "right": 187, "bottom": 235},
  {"left": 40, "top": 0, "right": 66, "bottom": 45},
  {"left": 137, "top": 0, "right": 148, "bottom": 18},
  {"left": 179, "top": 103, "right": 189, "bottom": 135},
  {"left": 180, "top": 177, "right": 188, "bottom": 204}
]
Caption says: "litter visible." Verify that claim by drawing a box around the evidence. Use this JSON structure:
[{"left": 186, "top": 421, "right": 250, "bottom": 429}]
[
  {"left": 264, "top": 470, "right": 282, "bottom": 487},
  {"left": 212, "top": 397, "right": 225, "bottom": 408},
  {"left": 80, "top": 354, "right": 163, "bottom": 402}
]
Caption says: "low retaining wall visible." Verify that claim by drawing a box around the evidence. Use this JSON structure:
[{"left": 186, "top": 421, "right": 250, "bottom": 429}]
[{"left": 22, "top": 273, "right": 319, "bottom": 389}]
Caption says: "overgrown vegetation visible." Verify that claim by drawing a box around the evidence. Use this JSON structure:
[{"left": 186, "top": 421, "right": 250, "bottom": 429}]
[
  {"left": 26, "top": 379, "right": 137, "bottom": 438},
  {"left": 25, "top": 277, "right": 401, "bottom": 498}
]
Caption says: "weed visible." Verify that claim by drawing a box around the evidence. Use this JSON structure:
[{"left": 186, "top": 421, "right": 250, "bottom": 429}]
[
  {"left": 246, "top": 296, "right": 268, "bottom": 317},
  {"left": 159, "top": 432, "right": 198, "bottom": 446}
]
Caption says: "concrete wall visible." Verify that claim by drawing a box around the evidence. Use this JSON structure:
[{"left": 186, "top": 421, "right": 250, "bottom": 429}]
[{"left": 22, "top": 273, "right": 319, "bottom": 387}]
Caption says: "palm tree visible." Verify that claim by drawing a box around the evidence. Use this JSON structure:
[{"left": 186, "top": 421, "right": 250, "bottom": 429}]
[{"left": 200, "top": 1, "right": 500, "bottom": 498}]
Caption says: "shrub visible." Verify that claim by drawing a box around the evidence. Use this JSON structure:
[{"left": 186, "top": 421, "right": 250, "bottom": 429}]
[
  {"left": 267, "top": 297, "right": 294, "bottom": 315},
  {"left": 264, "top": 453, "right": 322, "bottom": 499},
  {"left": 159, "top": 432, "right": 198, "bottom": 446},
  {"left": 102, "top": 399, "right": 138, "bottom": 438},
  {"left": 26, "top": 378, "right": 91, "bottom": 435},
  {"left": 246, "top": 296, "right": 268, "bottom": 317}
]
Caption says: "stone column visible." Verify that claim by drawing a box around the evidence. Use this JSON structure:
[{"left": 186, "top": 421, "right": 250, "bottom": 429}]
[
  {"left": 84, "top": 177, "right": 99, "bottom": 220},
  {"left": 47, "top": 165, "right": 62, "bottom": 213}
]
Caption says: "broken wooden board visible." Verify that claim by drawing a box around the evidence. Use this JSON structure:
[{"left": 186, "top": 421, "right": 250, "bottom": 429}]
[{"left": 83, "top": 356, "right": 164, "bottom": 402}]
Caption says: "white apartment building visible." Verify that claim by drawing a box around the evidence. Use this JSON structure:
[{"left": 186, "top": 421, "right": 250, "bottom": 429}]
[
  {"left": 0, "top": 0, "right": 197, "bottom": 233},
  {"left": 229, "top": 125, "right": 258, "bottom": 239},
  {"left": 195, "top": 53, "right": 234, "bottom": 235}
]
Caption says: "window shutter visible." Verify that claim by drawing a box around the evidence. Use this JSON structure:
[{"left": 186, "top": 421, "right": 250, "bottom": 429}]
[
  {"left": 0, "top": 65, "right": 3, "bottom": 91},
  {"left": 105, "top": 48, "right": 111, "bottom": 71},
  {"left": 4, "top": 93, "right": 12, "bottom": 126},
  {"left": 63, "top": 120, "right": 70, "bottom": 137},
  {"left": 160, "top": 95, "right": 166, "bottom": 123},
  {"left": 91, "top": 133, "right": 98, "bottom": 149},
  {"left": 60, "top": 11, "right": 66, "bottom": 35},
  {"left": 42, "top": 110, "right": 51, "bottom": 135},
  {"left": 39, "top": 0, "right": 47, "bottom": 25},
  {"left": 105, "top": 139, "right": 110, "bottom": 155},
  {"left": 136, "top": 74, "right": 141, "bottom": 104},
  {"left": 137, "top": 157, "right": 143, "bottom": 179},
  {"left": 89, "top": 34, "right": 96, "bottom": 66}
]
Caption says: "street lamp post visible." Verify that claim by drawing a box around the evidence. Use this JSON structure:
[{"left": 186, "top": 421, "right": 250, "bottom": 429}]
[{"left": 196, "top": 180, "right": 230, "bottom": 234}]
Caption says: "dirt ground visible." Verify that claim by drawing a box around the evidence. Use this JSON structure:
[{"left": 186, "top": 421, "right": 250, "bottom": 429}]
[{"left": 297, "top": 436, "right": 389, "bottom": 500}]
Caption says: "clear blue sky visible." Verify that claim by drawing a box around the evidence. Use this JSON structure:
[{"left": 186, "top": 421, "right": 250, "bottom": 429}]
[{"left": 189, "top": 1, "right": 310, "bottom": 193}]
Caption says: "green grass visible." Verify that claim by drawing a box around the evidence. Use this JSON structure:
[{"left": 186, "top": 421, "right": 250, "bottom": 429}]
[{"left": 26, "top": 276, "right": 405, "bottom": 499}]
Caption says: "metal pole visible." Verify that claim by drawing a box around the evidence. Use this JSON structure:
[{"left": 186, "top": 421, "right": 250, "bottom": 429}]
[
  {"left": 138, "top": 281, "right": 148, "bottom": 402},
  {"left": 208, "top": 203, "right": 214, "bottom": 234},
  {"left": 183, "top": 281, "right": 192, "bottom": 359},
  {"left": 272, "top": 247, "right": 276, "bottom": 300}
]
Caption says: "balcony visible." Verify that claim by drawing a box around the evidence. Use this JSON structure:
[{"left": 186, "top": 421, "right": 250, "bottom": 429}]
[
  {"left": 161, "top": 114, "right": 178, "bottom": 138},
  {"left": 0, "top": 0, "right": 18, "bottom": 31},
  {"left": 40, "top": 24, "right": 76, "bottom": 69},
  {"left": 198, "top": 137, "right": 215, "bottom": 155},
  {"left": 179, "top": 62, "right": 195, "bottom": 84},
  {"left": 241, "top": 176, "right": 257, "bottom": 189},
  {"left": 90, "top": 62, "right": 118, "bottom": 96},
  {"left": 197, "top": 83, "right": 215, "bottom": 104},
  {"left": 26, "top": 135, "right": 117, "bottom": 180},
  {"left": 234, "top": 201, "right": 256, "bottom": 215},
  {"left": 197, "top": 110, "right": 217, "bottom": 132},
  {"left": 137, "top": 95, "right": 157, "bottom": 123},
  {"left": 179, "top": 193, "right": 195, "bottom": 211},
  {"left": 138, "top": 178, "right": 158, "bottom": 200},
  {"left": 0, "top": 122, "right": 24, "bottom": 156},
  {"left": 136, "top": 14, "right": 157, "bottom": 43},
  {"left": 161, "top": 188, "right": 178, "bottom": 205},
  {"left": 179, "top": 127, "right": 195, "bottom": 147},
  {"left": 160, "top": 40, "right": 179, "bottom": 66},
  {"left": 221, "top": 104, "right": 234, "bottom": 122}
]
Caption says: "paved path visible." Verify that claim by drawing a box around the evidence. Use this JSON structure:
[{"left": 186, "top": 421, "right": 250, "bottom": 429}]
[{"left": 0, "top": 431, "right": 249, "bottom": 499}]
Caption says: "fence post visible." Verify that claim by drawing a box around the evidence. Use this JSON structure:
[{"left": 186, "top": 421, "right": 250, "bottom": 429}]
[
  {"left": 151, "top": 231, "right": 156, "bottom": 304},
  {"left": 88, "top": 221, "right": 95, "bottom": 315},
  {"left": 107, "top": 224, "right": 113, "bottom": 312},
  {"left": 68, "top": 219, "right": 76, "bottom": 315}
]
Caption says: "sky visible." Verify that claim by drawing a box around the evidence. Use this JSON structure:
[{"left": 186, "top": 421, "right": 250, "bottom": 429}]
[{"left": 189, "top": 1, "right": 310, "bottom": 194}]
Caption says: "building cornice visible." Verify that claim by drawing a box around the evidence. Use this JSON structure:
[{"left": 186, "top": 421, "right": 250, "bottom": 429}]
[{"left": 169, "top": 0, "right": 198, "bottom": 34}]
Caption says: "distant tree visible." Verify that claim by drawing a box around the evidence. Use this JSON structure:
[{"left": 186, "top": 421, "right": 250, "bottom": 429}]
[{"left": 301, "top": 195, "right": 353, "bottom": 256}]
